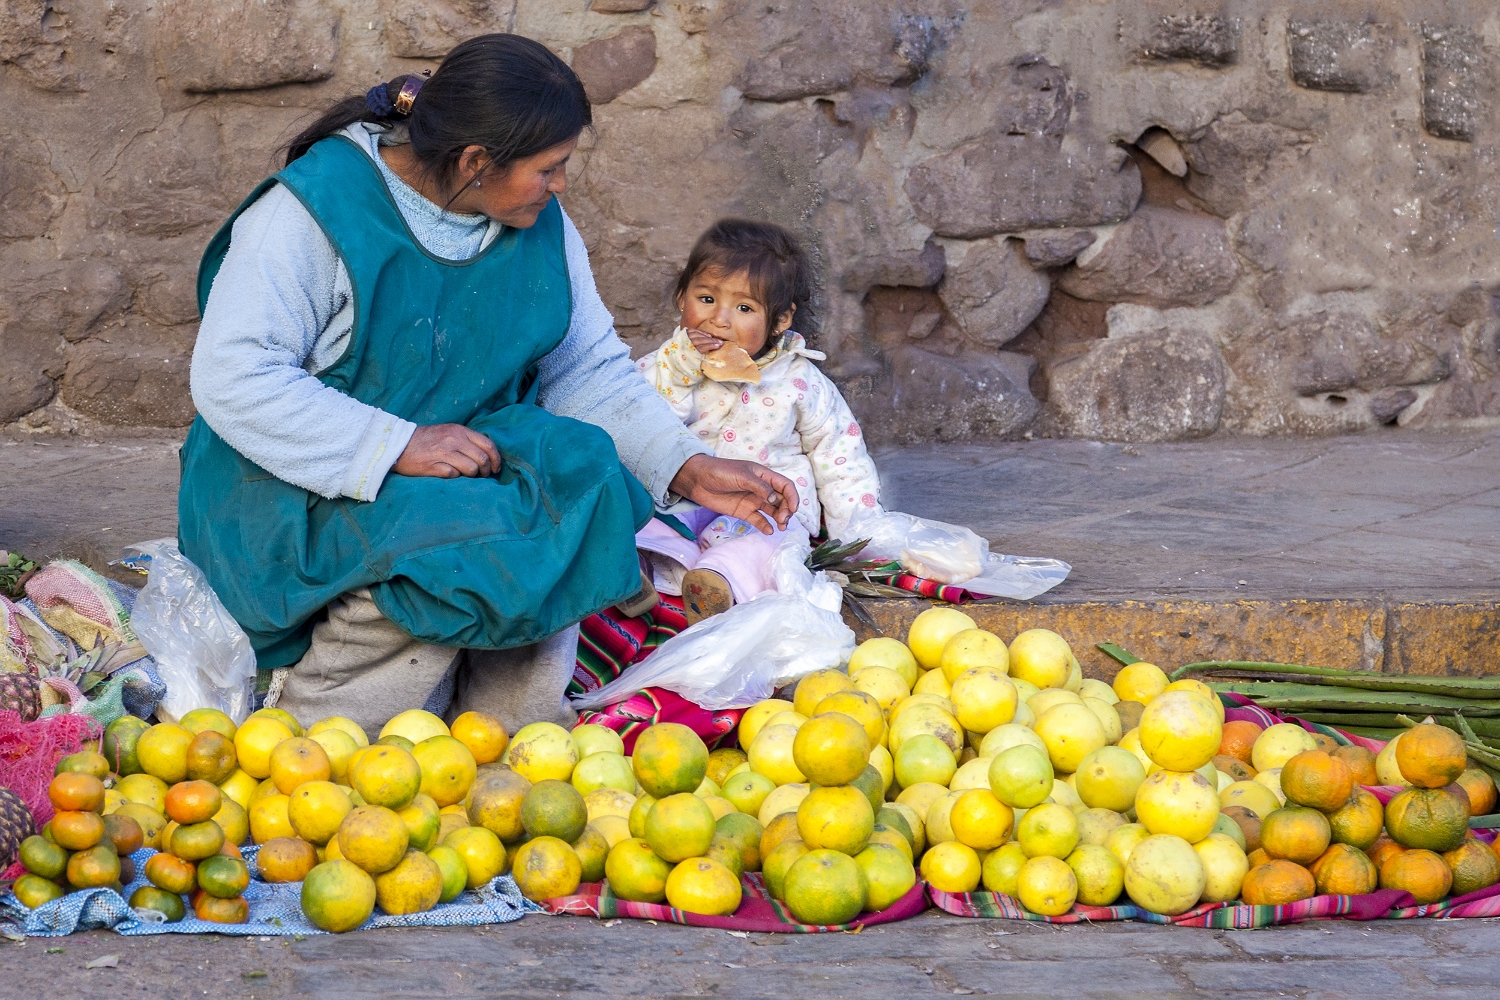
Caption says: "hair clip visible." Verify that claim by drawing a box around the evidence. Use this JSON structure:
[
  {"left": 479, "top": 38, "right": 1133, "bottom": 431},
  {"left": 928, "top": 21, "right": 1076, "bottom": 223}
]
[{"left": 394, "top": 76, "right": 423, "bottom": 116}]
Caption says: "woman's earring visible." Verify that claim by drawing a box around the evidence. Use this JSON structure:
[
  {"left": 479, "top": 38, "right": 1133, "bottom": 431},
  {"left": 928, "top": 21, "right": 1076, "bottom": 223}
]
[{"left": 474, "top": 180, "right": 481, "bottom": 188}]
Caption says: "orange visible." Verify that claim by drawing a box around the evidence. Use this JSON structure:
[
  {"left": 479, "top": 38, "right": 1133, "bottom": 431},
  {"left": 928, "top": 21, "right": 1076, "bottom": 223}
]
[
  {"left": 645, "top": 793, "right": 717, "bottom": 862},
  {"left": 137, "top": 723, "right": 194, "bottom": 784},
  {"left": 193, "top": 893, "right": 250, "bottom": 924},
  {"left": 165, "top": 779, "right": 223, "bottom": 824},
  {"left": 234, "top": 715, "right": 295, "bottom": 780},
  {"left": 116, "top": 803, "right": 166, "bottom": 850},
  {"left": 1395, "top": 724, "right": 1466, "bottom": 789},
  {"left": 511, "top": 836, "right": 583, "bottom": 902},
  {"left": 759, "top": 811, "right": 802, "bottom": 862},
  {"left": 1240, "top": 859, "right": 1315, "bottom": 905},
  {"left": 443, "top": 826, "right": 508, "bottom": 888},
  {"left": 1221, "top": 806, "right": 1262, "bottom": 853},
  {"left": 450, "top": 711, "right": 509, "bottom": 765},
  {"left": 66, "top": 845, "right": 120, "bottom": 889},
  {"left": 665, "top": 856, "right": 743, "bottom": 916},
  {"left": 213, "top": 798, "right": 250, "bottom": 847},
  {"left": 145, "top": 852, "right": 198, "bottom": 893},
  {"left": 48, "top": 772, "right": 105, "bottom": 813},
  {"left": 520, "top": 779, "right": 589, "bottom": 843},
  {"left": 573, "top": 827, "right": 610, "bottom": 882},
  {"left": 338, "top": 805, "right": 410, "bottom": 874},
  {"left": 257, "top": 836, "right": 319, "bottom": 883},
  {"left": 784, "top": 848, "right": 867, "bottom": 924},
  {"left": 948, "top": 789, "right": 1014, "bottom": 852},
  {"left": 1456, "top": 768, "right": 1498, "bottom": 817},
  {"left": 792, "top": 669, "right": 856, "bottom": 718},
  {"left": 1379, "top": 848, "right": 1452, "bottom": 904},
  {"left": 1367, "top": 835, "right": 1406, "bottom": 870},
  {"left": 1443, "top": 838, "right": 1500, "bottom": 896},
  {"left": 170, "top": 819, "right": 226, "bottom": 861},
  {"left": 287, "top": 780, "right": 354, "bottom": 845},
  {"left": 1309, "top": 843, "right": 1376, "bottom": 896},
  {"left": 792, "top": 712, "right": 872, "bottom": 787},
  {"left": 301, "top": 859, "right": 377, "bottom": 932},
  {"left": 1327, "top": 788, "right": 1383, "bottom": 850},
  {"left": 467, "top": 769, "right": 530, "bottom": 843},
  {"left": 1217, "top": 720, "right": 1263, "bottom": 765},
  {"left": 1213, "top": 755, "right": 1255, "bottom": 783},
  {"left": 197, "top": 854, "right": 250, "bottom": 898},
  {"left": 797, "top": 785, "right": 874, "bottom": 855},
  {"left": 348, "top": 745, "right": 422, "bottom": 810},
  {"left": 715, "top": 812, "right": 765, "bottom": 873},
  {"left": 50, "top": 810, "right": 104, "bottom": 851},
  {"left": 249, "top": 794, "right": 295, "bottom": 844},
  {"left": 185, "top": 730, "right": 238, "bottom": 785},
  {"left": 813, "top": 691, "right": 886, "bottom": 746},
  {"left": 374, "top": 849, "right": 444, "bottom": 914},
  {"left": 1330, "top": 744, "right": 1379, "bottom": 786},
  {"left": 1259, "top": 806, "right": 1331, "bottom": 865},
  {"left": 307, "top": 716, "right": 370, "bottom": 748},
  {"left": 605, "top": 838, "right": 672, "bottom": 903},
  {"left": 412, "top": 735, "right": 477, "bottom": 807},
  {"left": 632, "top": 723, "right": 709, "bottom": 798},
  {"left": 1279, "top": 751, "right": 1354, "bottom": 812},
  {"left": 1385, "top": 787, "right": 1469, "bottom": 852},
  {"left": 269, "top": 737, "right": 332, "bottom": 795},
  {"left": 102, "top": 813, "right": 144, "bottom": 856},
  {"left": 1245, "top": 847, "right": 1271, "bottom": 869}
]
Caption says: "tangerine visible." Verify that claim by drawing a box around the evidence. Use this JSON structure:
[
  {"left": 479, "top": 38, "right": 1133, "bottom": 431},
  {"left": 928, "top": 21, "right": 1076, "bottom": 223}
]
[
  {"left": 1456, "top": 768, "right": 1498, "bottom": 817},
  {"left": 1310, "top": 843, "right": 1377, "bottom": 895},
  {"left": 1380, "top": 848, "right": 1452, "bottom": 904},
  {"left": 66, "top": 845, "right": 120, "bottom": 889},
  {"left": 1279, "top": 750, "right": 1355, "bottom": 812},
  {"left": 198, "top": 854, "right": 251, "bottom": 898},
  {"left": 51, "top": 810, "right": 104, "bottom": 851},
  {"left": 1218, "top": 720, "right": 1263, "bottom": 765},
  {"left": 257, "top": 836, "right": 318, "bottom": 882},
  {"left": 450, "top": 711, "right": 509, "bottom": 765},
  {"left": 49, "top": 772, "right": 104, "bottom": 813},
  {"left": 1240, "top": 859, "right": 1315, "bottom": 905},
  {"left": 1330, "top": 744, "right": 1379, "bottom": 785},
  {"left": 1395, "top": 724, "right": 1467, "bottom": 789},
  {"left": 102, "top": 813, "right": 144, "bottom": 856},
  {"left": 1018, "top": 855, "right": 1080, "bottom": 915},
  {"left": 170, "top": 819, "right": 226, "bottom": 861},
  {"left": 1385, "top": 787, "right": 1469, "bottom": 852},
  {"left": 1367, "top": 835, "right": 1406, "bottom": 869},
  {"left": 338, "top": 805, "right": 409, "bottom": 874},
  {"left": 185, "top": 730, "right": 238, "bottom": 785},
  {"left": 1328, "top": 788, "right": 1383, "bottom": 849},
  {"left": 165, "top": 779, "right": 223, "bottom": 824},
  {"left": 1443, "top": 838, "right": 1500, "bottom": 896},
  {"left": 193, "top": 894, "right": 250, "bottom": 924},
  {"left": 1259, "top": 806, "right": 1331, "bottom": 864}
]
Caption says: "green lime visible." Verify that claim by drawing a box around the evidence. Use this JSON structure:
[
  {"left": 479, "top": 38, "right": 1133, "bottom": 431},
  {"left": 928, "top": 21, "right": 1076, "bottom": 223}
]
[{"left": 104, "top": 715, "right": 151, "bottom": 777}]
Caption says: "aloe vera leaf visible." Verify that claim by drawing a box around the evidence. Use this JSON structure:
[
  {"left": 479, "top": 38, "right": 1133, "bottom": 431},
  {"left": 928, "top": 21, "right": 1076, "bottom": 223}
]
[
  {"left": 1173, "top": 661, "right": 1500, "bottom": 698},
  {"left": 1097, "top": 643, "right": 1141, "bottom": 666}
]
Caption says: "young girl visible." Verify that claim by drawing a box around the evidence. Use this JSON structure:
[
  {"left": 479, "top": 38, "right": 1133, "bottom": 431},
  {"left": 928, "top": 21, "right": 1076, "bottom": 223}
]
[{"left": 635, "top": 219, "right": 880, "bottom": 622}]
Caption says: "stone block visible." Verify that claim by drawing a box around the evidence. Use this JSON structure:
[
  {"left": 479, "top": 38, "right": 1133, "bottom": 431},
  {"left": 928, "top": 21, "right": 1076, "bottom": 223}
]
[
  {"left": 0, "top": 0, "right": 80, "bottom": 91},
  {"left": 1139, "top": 14, "right": 1238, "bottom": 66},
  {"left": 0, "top": 335, "right": 61, "bottom": 424},
  {"left": 0, "top": 139, "right": 67, "bottom": 239},
  {"left": 936, "top": 238, "right": 1051, "bottom": 348},
  {"left": 1022, "top": 231, "right": 1097, "bottom": 269},
  {"left": 877, "top": 345, "right": 1039, "bottom": 444},
  {"left": 1422, "top": 25, "right": 1484, "bottom": 142},
  {"left": 1288, "top": 20, "right": 1390, "bottom": 93},
  {"left": 5, "top": 260, "right": 127, "bottom": 343},
  {"left": 158, "top": 0, "right": 339, "bottom": 93},
  {"left": 61, "top": 326, "right": 195, "bottom": 427},
  {"left": 905, "top": 134, "right": 1141, "bottom": 238},
  {"left": 1046, "top": 328, "right": 1226, "bottom": 442},
  {"left": 1183, "top": 114, "right": 1313, "bottom": 217},
  {"left": 592, "top": 0, "right": 652, "bottom": 10},
  {"left": 572, "top": 25, "right": 657, "bottom": 104},
  {"left": 94, "top": 109, "right": 230, "bottom": 239},
  {"left": 1056, "top": 206, "right": 1239, "bottom": 309},
  {"left": 384, "top": 0, "right": 516, "bottom": 59}
]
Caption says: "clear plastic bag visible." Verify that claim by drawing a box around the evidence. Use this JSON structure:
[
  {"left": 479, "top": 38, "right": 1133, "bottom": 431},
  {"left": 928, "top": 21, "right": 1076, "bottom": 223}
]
[
  {"left": 769, "top": 533, "right": 844, "bottom": 613},
  {"left": 570, "top": 591, "right": 855, "bottom": 711},
  {"left": 120, "top": 539, "right": 257, "bottom": 723},
  {"left": 845, "top": 507, "right": 1071, "bottom": 600}
]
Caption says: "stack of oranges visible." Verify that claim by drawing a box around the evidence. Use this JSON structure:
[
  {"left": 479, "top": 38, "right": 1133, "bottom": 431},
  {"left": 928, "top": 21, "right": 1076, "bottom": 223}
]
[
  {"left": 14, "top": 769, "right": 144, "bottom": 911},
  {"left": 138, "top": 778, "right": 250, "bottom": 923}
]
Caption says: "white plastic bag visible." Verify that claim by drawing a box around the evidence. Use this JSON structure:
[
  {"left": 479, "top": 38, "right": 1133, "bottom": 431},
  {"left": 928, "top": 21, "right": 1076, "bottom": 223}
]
[
  {"left": 121, "top": 539, "right": 257, "bottom": 723},
  {"left": 769, "top": 534, "right": 844, "bottom": 613},
  {"left": 570, "top": 592, "right": 855, "bottom": 711},
  {"left": 844, "top": 507, "right": 1071, "bottom": 600}
]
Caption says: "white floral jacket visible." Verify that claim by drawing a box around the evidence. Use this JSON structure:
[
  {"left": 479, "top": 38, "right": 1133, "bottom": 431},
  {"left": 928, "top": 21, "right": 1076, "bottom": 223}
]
[{"left": 637, "top": 327, "right": 881, "bottom": 538}]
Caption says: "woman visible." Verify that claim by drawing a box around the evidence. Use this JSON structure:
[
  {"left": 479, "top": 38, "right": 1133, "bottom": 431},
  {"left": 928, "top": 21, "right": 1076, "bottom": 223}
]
[{"left": 179, "top": 35, "right": 797, "bottom": 735}]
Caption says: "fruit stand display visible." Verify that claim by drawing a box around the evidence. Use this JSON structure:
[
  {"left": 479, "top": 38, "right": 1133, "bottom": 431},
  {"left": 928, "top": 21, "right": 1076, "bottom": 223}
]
[{"left": 6, "top": 605, "right": 1500, "bottom": 936}]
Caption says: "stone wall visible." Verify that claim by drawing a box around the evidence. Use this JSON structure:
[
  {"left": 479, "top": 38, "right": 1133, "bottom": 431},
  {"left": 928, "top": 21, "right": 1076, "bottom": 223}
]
[{"left": 3, "top": 0, "right": 1499, "bottom": 444}]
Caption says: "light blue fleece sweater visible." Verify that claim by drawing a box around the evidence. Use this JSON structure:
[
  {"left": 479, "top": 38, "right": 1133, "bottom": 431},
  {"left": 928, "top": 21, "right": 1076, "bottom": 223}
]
[{"left": 191, "top": 123, "right": 709, "bottom": 504}]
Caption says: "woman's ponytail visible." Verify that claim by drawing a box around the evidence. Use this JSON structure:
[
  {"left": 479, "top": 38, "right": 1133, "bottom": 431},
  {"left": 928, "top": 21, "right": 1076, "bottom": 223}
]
[{"left": 284, "top": 74, "right": 425, "bottom": 166}]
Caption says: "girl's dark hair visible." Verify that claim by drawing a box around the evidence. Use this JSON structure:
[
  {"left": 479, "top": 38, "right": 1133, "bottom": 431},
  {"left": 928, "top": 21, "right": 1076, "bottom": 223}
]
[
  {"left": 284, "top": 34, "right": 590, "bottom": 197},
  {"left": 675, "top": 219, "right": 813, "bottom": 349}
]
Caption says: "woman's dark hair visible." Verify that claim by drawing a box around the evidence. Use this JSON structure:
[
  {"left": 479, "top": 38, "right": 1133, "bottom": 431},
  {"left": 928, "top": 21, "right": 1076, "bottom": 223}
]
[
  {"left": 675, "top": 219, "right": 813, "bottom": 350},
  {"left": 284, "top": 34, "right": 590, "bottom": 197}
]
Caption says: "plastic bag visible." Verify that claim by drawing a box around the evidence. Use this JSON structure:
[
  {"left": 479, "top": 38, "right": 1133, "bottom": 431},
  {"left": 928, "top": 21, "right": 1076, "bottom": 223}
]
[
  {"left": 845, "top": 507, "right": 1071, "bottom": 600},
  {"left": 769, "top": 533, "right": 844, "bottom": 613},
  {"left": 570, "top": 592, "right": 855, "bottom": 711},
  {"left": 120, "top": 539, "right": 257, "bottom": 723}
]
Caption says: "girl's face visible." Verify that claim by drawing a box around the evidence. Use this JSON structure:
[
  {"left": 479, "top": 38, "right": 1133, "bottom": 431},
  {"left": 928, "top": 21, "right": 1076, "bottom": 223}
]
[{"left": 677, "top": 267, "right": 794, "bottom": 355}]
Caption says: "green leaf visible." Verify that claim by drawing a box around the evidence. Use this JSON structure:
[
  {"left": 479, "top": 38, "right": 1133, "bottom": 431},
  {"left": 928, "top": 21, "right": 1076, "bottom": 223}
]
[{"left": 1096, "top": 643, "right": 1141, "bottom": 666}]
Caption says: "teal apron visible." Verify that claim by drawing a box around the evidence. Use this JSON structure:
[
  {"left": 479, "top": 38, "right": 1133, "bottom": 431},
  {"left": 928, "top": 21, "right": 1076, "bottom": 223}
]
[{"left": 178, "top": 136, "right": 653, "bottom": 671}]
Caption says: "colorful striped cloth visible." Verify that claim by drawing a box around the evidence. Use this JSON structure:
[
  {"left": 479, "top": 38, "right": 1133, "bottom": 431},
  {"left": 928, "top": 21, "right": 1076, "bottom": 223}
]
[{"left": 542, "top": 873, "right": 928, "bottom": 932}]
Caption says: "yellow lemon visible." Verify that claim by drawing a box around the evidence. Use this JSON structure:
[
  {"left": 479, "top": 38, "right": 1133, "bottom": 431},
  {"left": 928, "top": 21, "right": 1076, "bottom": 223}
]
[
  {"left": 1082, "top": 697, "right": 1122, "bottom": 745},
  {"left": 949, "top": 667, "right": 1017, "bottom": 735},
  {"left": 850, "top": 666, "right": 911, "bottom": 714},
  {"left": 590, "top": 814, "right": 632, "bottom": 849},
  {"left": 1017, "top": 855, "right": 1078, "bottom": 915},
  {"left": 1065, "top": 844, "right": 1123, "bottom": 906},
  {"left": 234, "top": 716, "right": 294, "bottom": 780},
  {"left": 896, "top": 781, "right": 948, "bottom": 822},
  {"left": 919, "top": 841, "right": 982, "bottom": 893},
  {"left": 938, "top": 629, "right": 1009, "bottom": 682},
  {"left": 1032, "top": 703, "right": 1107, "bottom": 774},
  {"left": 948, "top": 755, "right": 995, "bottom": 791},
  {"left": 249, "top": 793, "right": 295, "bottom": 844},
  {"left": 792, "top": 669, "right": 855, "bottom": 718},
  {"left": 1028, "top": 688, "right": 1083, "bottom": 718},
  {"left": 251, "top": 707, "right": 304, "bottom": 736},
  {"left": 907, "top": 607, "right": 977, "bottom": 671},
  {"left": 1007, "top": 630, "right": 1076, "bottom": 690},
  {"left": 117, "top": 772, "right": 168, "bottom": 813},
  {"left": 583, "top": 787, "right": 636, "bottom": 824},
  {"left": 737, "top": 699, "right": 794, "bottom": 751},
  {"left": 1112, "top": 662, "right": 1169, "bottom": 705},
  {"left": 848, "top": 637, "right": 919, "bottom": 689},
  {"left": 868, "top": 743, "right": 894, "bottom": 792},
  {"left": 1017, "top": 802, "right": 1079, "bottom": 859},
  {"left": 1134, "top": 769, "right": 1220, "bottom": 843}
]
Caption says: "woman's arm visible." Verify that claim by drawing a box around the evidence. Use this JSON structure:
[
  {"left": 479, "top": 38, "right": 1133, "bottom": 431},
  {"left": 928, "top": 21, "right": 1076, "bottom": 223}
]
[
  {"left": 191, "top": 186, "right": 419, "bottom": 500},
  {"left": 535, "top": 212, "right": 714, "bottom": 504},
  {"left": 795, "top": 362, "right": 882, "bottom": 540}
]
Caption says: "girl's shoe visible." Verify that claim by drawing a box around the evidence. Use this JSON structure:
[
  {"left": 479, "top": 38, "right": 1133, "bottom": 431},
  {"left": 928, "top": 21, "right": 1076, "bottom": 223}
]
[{"left": 681, "top": 568, "right": 733, "bottom": 625}]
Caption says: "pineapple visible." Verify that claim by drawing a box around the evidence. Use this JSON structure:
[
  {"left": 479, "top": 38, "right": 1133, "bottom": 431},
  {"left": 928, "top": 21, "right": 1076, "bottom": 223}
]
[
  {"left": 0, "top": 672, "right": 41, "bottom": 721},
  {"left": 0, "top": 785, "right": 34, "bottom": 868}
]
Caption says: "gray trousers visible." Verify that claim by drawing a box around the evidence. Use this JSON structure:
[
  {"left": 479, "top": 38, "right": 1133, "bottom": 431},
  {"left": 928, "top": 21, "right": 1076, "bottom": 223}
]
[{"left": 268, "top": 589, "right": 579, "bottom": 737}]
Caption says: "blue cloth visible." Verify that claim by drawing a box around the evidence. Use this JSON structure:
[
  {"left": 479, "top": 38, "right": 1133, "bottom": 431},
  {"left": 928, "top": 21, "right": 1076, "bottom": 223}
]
[{"left": 0, "top": 845, "right": 540, "bottom": 937}]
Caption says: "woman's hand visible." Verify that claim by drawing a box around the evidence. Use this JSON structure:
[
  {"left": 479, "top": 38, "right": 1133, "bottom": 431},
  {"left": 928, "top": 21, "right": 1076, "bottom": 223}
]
[
  {"left": 685, "top": 328, "right": 724, "bottom": 355},
  {"left": 394, "top": 424, "right": 502, "bottom": 479},
  {"left": 670, "top": 454, "right": 799, "bottom": 534}
]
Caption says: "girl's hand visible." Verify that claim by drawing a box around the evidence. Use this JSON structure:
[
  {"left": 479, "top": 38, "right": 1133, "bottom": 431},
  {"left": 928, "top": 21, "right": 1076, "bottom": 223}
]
[
  {"left": 686, "top": 328, "right": 724, "bottom": 355},
  {"left": 394, "top": 424, "right": 502, "bottom": 479},
  {"left": 669, "top": 454, "right": 799, "bottom": 534}
]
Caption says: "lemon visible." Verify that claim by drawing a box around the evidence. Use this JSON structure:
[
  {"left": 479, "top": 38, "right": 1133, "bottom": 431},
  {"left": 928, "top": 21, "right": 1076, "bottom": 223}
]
[
  {"left": 1033, "top": 703, "right": 1107, "bottom": 774},
  {"left": 1139, "top": 691, "right": 1222, "bottom": 771},
  {"left": 981, "top": 841, "right": 1028, "bottom": 894},
  {"left": 1112, "top": 662, "right": 1169, "bottom": 704},
  {"left": 1375, "top": 731, "right": 1412, "bottom": 787},
  {"left": 1017, "top": 802, "right": 1079, "bottom": 859},
  {"left": 906, "top": 607, "right": 977, "bottom": 671},
  {"left": 938, "top": 629, "right": 1009, "bottom": 682},
  {"left": 850, "top": 666, "right": 911, "bottom": 714},
  {"left": 1124, "top": 833, "right": 1205, "bottom": 915},
  {"left": 1164, "top": 678, "right": 1224, "bottom": 719},
  {"left": 849, "top": 637, "right": 920, "bottom": 688},
  {"left": 868, "top": 743, "right": 895, "bottom": 793},
  {"left": 1074, "top": 746, "right": 1147, "bottom": 812},
  {"left": 949, "top": 667, "right": 1017, "bottom": 734},
  {"left": 307, "top": 728, "right": 360, "bottom": 784},
  {"left": 988, "top": 745, "right": 1054, "bottom": 809},
  {"left": 1065, "top": 844, "right": 1123, "bottom": 906},
  {"left": 1017, "top": 855, "right": 1078, "bottom": 914},
  {"left": 920, "top": 840, "right": 982, "bottom": 893},
  {"left": 1007, "top": 630, "right": 1076, "bottom": 690}
]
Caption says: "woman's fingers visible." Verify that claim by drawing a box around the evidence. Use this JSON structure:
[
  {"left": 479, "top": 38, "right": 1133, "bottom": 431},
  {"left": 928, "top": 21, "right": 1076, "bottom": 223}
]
[
  {"left": 395, "top": 424, "right": 504, "bottom": 479},
  {"left": 464, "top": 429, "right": 502, "bottom": 475}
]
